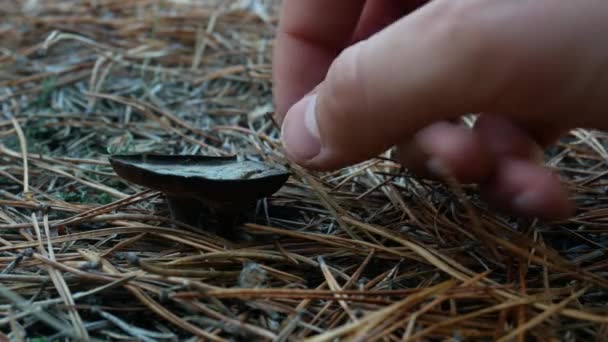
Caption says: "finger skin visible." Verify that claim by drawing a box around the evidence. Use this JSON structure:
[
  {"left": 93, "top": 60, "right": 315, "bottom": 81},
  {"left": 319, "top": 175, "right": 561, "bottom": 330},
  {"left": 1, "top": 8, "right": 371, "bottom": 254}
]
[
  {"left": 397, "top": 114, "right": 560, "bottom": 182},
  {"left": 396, "top": 114, "right": 574, "bottom": 218},
  {"left": 352, "top": 0, "right": 427, "bottom": 43},
  {"left": 474, "top": 115, "right": 574, "bottom": 218},
  {"left": 480, "top": 159, "right": 574, "bottom": 220},
  {"left": 272, "top": 0, "right": 426, "bottom": 120},
  {"left": 473, "top": 114, "right": 545, "bottom": 162},
  {"left": 397, "top": 115, "right": 546, "bottom": 183},
  {"left": 272, "top": 0, "right": 366, "bottom": 119},
  {"left": 398, "top": 121, "right": 494, "bottom": 184},
  {"left": 282, "top": 0, "right": 608, "bottom": 171}
]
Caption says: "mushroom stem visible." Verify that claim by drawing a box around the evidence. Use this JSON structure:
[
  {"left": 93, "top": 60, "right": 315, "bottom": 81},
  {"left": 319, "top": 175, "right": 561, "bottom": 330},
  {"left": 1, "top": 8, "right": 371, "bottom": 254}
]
[
  {"left": 166, "top": 196, "right": 203, "bottom": 229},
  {"left": 166, "top": 195, "right": 256, "bottom": 238}
]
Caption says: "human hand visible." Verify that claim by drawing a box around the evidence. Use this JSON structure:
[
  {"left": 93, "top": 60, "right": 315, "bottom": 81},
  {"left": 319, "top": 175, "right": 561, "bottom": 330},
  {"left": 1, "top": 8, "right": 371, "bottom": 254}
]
[{"left": 273, "top": 0, "right": 608, "bottom": 219}]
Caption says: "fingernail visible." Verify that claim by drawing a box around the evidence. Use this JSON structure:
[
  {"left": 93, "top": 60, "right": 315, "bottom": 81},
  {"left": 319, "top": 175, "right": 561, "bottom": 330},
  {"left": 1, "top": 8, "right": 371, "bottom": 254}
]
[
  {"left": 426, "top": 157, "right": 450, "bottom": 178},
  {"left": 512, "top": 184, "right": 576, "bottom": 219},
  {"left": 281, "top": 94, "right": 321, "bottom": 161},
  {"left": 512, "top": 190, "right": 540, "bottom": 215}
]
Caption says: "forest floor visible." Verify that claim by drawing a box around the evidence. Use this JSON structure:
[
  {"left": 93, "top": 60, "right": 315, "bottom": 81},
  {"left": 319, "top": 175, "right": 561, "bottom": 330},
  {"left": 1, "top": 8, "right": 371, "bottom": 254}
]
[{"left": 1, "top": 1, "right": 608, "bottom": 341}]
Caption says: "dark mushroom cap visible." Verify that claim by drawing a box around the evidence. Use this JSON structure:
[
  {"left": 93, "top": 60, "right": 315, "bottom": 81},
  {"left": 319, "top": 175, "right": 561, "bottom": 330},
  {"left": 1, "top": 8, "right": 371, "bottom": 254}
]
[{"left": 109, "top": 154, "right": 290, "bottom": 202}]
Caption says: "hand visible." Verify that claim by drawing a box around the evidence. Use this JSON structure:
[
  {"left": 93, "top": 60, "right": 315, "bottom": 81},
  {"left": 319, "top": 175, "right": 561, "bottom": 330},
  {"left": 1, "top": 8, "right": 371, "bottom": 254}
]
[{"left": 273, "top": 0, "right": 608, "bottom": 219}]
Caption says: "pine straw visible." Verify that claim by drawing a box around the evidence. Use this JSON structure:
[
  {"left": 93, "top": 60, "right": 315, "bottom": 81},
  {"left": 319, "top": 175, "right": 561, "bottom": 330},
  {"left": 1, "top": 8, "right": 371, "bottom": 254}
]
[{"left": 1, "top": 0, "right": 608, "bottom": 341}]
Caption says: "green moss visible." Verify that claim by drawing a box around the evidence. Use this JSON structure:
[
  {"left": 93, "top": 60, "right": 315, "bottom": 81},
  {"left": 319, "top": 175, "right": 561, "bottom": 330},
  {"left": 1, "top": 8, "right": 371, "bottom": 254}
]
[
  {"left": 28, "top": 76, "right": 57, "bottom": 109},
  {"left": 56, "top": 189, "right": 90, "bottom": 203},
  {"left": 96, "top": 192, "right": 114, "bottom": 205},
  {"left": 56, "top": 188, "right": 116, "bottom": 205}
]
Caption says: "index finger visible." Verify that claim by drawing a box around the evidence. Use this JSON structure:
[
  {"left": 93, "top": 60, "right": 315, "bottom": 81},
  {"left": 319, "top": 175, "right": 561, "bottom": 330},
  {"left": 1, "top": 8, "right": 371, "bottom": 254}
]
[{"left": 272, "top": 0, "right": 366, "bottom": 120}]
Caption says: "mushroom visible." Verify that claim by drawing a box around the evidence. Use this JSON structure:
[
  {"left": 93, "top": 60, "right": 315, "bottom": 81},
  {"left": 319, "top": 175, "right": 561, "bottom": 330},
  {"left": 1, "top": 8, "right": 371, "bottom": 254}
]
[{"left": 109, "top": 154, "right": 290, "bottom": 237}]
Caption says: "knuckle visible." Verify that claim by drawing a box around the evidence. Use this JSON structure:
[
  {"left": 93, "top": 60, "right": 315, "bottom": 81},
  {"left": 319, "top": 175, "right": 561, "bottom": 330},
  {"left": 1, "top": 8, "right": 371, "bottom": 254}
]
[
  {"left": 324, "top": 42, "right": 368, "bottom": 118},
  {"left": 439, "top": 1, "right": 501, "bottom": 59},
  {"left": 318, "top": 42, "right": 370, "bottom": 148},
  {"left": 434, "top": 0, "right": 518, "bottom": 107}
]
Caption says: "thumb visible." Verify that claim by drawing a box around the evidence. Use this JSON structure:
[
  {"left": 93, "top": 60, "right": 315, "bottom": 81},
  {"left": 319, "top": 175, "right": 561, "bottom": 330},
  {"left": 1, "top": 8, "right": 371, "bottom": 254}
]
[
  {"left": 280, "top": 0, "right": 603, "bottom": 171},
  {"left": 280, "top": 1, "right": 492, "bottom": 170}
]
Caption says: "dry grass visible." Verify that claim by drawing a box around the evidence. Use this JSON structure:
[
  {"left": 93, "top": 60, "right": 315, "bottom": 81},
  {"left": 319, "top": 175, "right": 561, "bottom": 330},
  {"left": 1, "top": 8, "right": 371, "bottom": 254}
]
[{"left": 1, "top": 0, "right": 608, "bottom": 341}]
